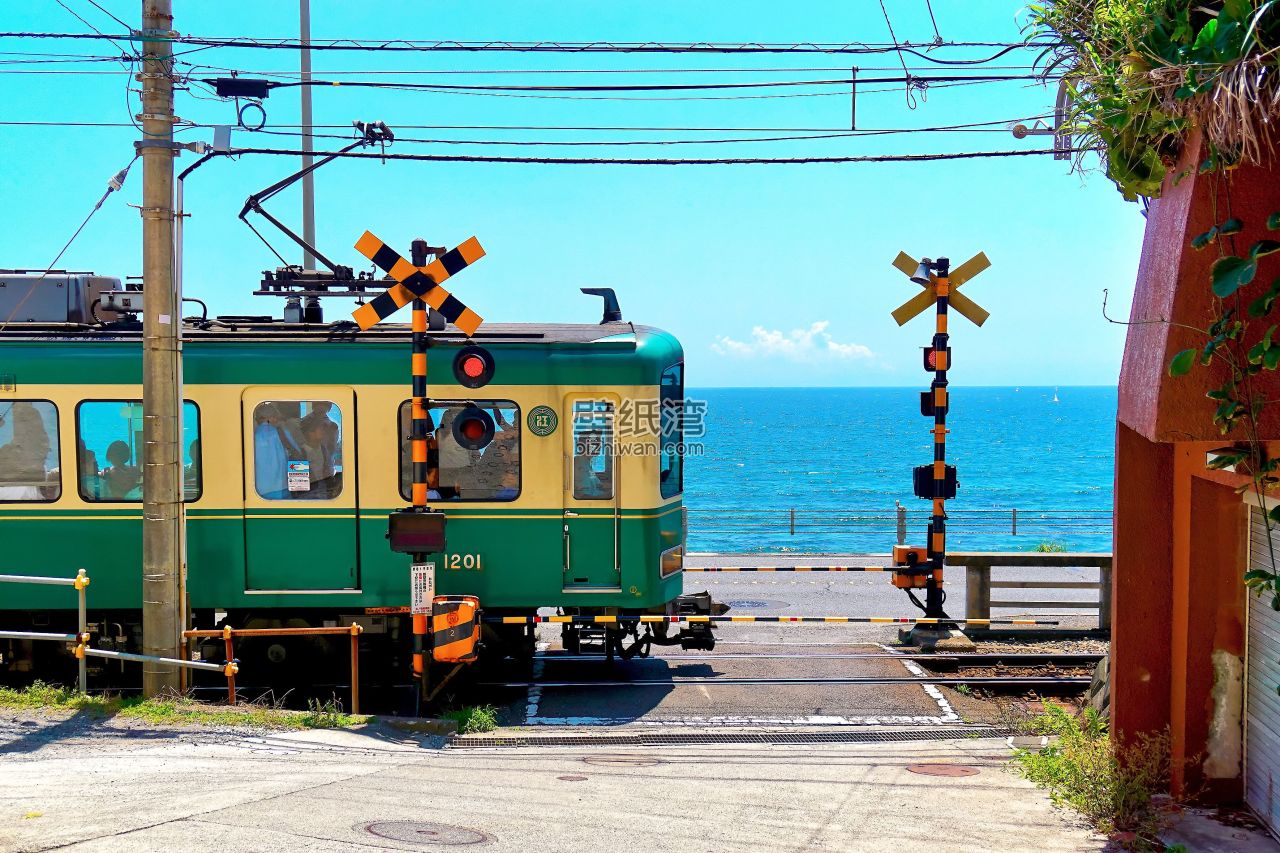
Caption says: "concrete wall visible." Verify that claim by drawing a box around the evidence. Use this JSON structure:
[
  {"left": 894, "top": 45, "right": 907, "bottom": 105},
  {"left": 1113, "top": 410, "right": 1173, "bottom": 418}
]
[{"left": 1113, "top": 131, "right": 1280, "bottom": 801}]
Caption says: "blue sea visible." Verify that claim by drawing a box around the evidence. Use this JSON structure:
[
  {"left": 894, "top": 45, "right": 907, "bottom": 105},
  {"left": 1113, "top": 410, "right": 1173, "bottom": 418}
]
[{"left": 682, "top": 387, "right": 1116, "bottom": 554}]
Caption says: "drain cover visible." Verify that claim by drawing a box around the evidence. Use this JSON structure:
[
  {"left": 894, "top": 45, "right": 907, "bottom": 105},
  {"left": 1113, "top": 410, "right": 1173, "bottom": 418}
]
[
  {"left": 557, "top": 775, "right": 588, "bottom": 782},
  {"left": 362, "top": 820, "right": 490, "bottom": 845},
  {"left": 582, "top": 754, "right": 664, "bottom": 767},
  {"left": 907, "top": 764, "right": 979, "bottom": 777}
]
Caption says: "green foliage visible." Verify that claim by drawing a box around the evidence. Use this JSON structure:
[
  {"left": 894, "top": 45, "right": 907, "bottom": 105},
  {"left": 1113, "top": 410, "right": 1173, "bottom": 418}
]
[
  {"left": 1015, "top": 702, "right": 1171, "bottom": 849},
  {"left": 0, "top": 681, "right": 369, "bottom": 729},
  {"left": 1027, "top": 0, "right": 1280, "bottom": 199},
  {"left": 1033, "top": 540, "right": 1069, "bottom": 552},
  {"left": 443, "top": 704, "right": 499, "bottom": 734},
  {"left": 1169, "top": 209, "right": 1280, "bottom": 633}
]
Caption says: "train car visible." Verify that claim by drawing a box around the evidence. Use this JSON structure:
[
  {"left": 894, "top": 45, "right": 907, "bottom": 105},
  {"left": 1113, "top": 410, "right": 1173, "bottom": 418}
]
[{"left": 0, "top": 272, "right": 709, "bottom": 690}]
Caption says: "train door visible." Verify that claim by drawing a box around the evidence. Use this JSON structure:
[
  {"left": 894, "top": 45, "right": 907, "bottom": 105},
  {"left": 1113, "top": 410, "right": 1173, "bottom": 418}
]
[
  {"left": 562, "top": 397, "right": 621, "bottom": 590},
  {"left": 241, "top": 386, "right": 359, "bottom": 591}
]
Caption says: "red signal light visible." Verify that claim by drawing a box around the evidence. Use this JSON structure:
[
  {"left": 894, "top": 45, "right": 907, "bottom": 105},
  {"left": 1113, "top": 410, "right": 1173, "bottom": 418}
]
[
  {"left": 453, "top": 345, "right": 495, "bottom": 389},
  {"left": 451, "top": 405, "right": 496, "bottom": 450}
]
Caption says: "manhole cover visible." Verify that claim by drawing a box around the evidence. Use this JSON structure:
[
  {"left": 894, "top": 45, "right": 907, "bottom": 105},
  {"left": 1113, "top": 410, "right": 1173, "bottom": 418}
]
[
  {"left": 724, "top": 599, "right": 788, "bottom": 609},
  {"left": 557, "top": 774, "right": 588, "bottom": 782},
  {"left": 582, "top": 755, "right": 664, "bottom": 767},
  {"left": 362, "top": 820, "right": 491, "bottom": 845},
  {"left": 906, "top": 764, "right": 980, "bottom": 777}
]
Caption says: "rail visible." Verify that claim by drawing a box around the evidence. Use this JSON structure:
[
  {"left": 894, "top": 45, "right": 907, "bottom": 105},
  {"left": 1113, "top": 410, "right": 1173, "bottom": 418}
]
[
  {"left": 949, "top": 552, "right": 1112, "bottom": 632},
  {"left": 183, "top": 624, "right": 364, "bottom": 713},
  {"left": 686, "top": 506, "right": 1112, "bottom": 543},
  {"left": 0, "top": 569, "right": 90, "bottom": 692}
]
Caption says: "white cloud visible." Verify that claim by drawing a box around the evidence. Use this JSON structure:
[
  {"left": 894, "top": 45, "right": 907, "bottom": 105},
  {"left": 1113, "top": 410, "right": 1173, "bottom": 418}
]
[{"left": 711, "top": 321, "right": 873, "bottom": 361}]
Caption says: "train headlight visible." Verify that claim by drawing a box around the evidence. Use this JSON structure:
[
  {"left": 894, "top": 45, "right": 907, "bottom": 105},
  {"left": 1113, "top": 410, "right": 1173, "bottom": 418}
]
[
  {"left": 451, "top": 404, "right": 495, "bottom": 450},
  {"left": 453, "top": 345, "right": 495, "bottom": 389}
]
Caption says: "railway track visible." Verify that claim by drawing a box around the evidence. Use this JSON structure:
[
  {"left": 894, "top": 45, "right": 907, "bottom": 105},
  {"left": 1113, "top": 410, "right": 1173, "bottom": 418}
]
[
  {"left": 529, "top": 652, "right": 1104, "bottom": 666},
  {"left": 481, "top": 650, "right": 1100, "bottom": 691}
]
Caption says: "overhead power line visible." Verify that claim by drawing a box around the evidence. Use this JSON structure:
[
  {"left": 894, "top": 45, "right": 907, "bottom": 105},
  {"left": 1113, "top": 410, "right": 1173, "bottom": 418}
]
[
  {"left": 204, "top": 72, "right": 1049, "bottom": 94},
  {"left": 0, "top": 32, "right": 1056, "bottom": 59},
  {"left": 218, "top": 146, "right": 1079, "bottom": 166}
]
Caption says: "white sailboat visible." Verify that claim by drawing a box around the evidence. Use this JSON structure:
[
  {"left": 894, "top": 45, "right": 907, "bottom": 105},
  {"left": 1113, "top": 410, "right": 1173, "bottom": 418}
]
[{"left": 1051, "top": 387, "right": 1060, "bottom": 403}]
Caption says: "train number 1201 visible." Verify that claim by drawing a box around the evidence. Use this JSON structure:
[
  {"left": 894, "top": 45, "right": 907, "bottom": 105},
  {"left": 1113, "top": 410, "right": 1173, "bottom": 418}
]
[{"left": 444, "top": 553, "right": 483, "bottom": 571}]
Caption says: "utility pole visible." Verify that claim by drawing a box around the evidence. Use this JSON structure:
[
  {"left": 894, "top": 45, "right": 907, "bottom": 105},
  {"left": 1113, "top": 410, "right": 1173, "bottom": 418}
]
[
  {"left": 300, "top": 0, "right": 316, "bottom": 270},
  {"left": 139, "top": 0, "right": 183, "bottom": 695}
]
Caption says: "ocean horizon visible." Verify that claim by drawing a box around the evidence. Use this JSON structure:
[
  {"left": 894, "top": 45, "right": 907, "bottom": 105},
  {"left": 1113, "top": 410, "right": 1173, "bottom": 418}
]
[{"left": 683, "top": 385, "right": 1115, "bottom": 554}]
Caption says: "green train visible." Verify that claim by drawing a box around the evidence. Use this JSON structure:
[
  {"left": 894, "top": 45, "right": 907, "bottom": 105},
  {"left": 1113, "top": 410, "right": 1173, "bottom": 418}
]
[{"left": 0, "top": 270, "right": 708, "bottom": 689}]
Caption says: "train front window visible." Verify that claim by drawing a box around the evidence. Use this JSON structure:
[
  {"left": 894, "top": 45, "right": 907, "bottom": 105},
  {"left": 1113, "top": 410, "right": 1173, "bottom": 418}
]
[
  {"left": 660, "top": 363, "right": 683, "bottom": 498},
  {"left": 399, "top": 400, "right": 521, "bottom": 502},
  {"left": 252, "top": 400, "right": 341, "bottom": 501},
  {"left": 0, "top": 400, "right": 60, "bottom": 502},
  {"left": 77, "top": 400, "right": 201, "bottom": 502}
]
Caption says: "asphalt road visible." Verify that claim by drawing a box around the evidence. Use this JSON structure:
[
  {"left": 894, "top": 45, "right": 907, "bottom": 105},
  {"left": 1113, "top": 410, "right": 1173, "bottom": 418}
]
[
  {"left": 0, "top": 721, "right": 1107, "bottom": 853},
  {"left": 466, "top": 553, "right": 1105, "bottom": 728}
]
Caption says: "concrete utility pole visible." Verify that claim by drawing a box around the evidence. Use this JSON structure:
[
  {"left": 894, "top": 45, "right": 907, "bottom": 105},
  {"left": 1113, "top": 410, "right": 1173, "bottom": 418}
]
[
  {"left": 300, "top": 0, "right": 316, "bottom": 269},
  {"left": 139, "top": 0, "right": 183, "bottom": 696}
]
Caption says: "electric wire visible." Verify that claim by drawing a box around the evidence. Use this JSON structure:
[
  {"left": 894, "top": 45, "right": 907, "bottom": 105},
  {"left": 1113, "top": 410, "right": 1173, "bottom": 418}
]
[
  {"left": 0, "top": 156, "right": 137, "bottom": 332},
  {"left": 0, "top": 32, "right": 1059, "bottom": 58},
  {"left": 218, "top": 145, "right": 1080, "bottom": 166}
]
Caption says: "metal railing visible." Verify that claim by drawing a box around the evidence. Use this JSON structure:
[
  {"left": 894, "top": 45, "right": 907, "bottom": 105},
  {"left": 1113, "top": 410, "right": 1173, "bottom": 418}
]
[
  {"left": 0, "top": 569, "right": 91, "bottom": 692},
  {"left": 686, "top": 505, "right": 1112, "bottom": 543},
  {"left": 183, "top": 624, "right": 365, "bottom": 713},
  {"left": 949, "top": 552, "right": 1113, "bottom": 632}
]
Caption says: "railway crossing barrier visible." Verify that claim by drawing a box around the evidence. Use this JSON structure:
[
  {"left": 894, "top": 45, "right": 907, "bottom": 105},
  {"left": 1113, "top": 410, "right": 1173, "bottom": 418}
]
[
  {"left": 183, "top": 623, "right": 364, "bottom": 713},
  {"left": 486, "top": 615, "right": 1059, "bottom": 626},
  {"left": 0, "top": 569, "right": 91, "bottom": 692},
  {"left": 950, "top": 552, "right": 1113, "bottom": 632}
]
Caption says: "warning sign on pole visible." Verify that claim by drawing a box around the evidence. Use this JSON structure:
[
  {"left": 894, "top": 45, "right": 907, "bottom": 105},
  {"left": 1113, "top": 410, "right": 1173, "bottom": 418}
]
[{"left": 410, "top": 563, "right": 435, "bottom": 615}]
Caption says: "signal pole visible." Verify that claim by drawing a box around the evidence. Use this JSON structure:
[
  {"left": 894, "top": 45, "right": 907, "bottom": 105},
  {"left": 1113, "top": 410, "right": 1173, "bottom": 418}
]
[
  {"left": 139, "top": 0, "right": 183, "bottom": 695},
  {"left": 889, "top": 251, "right": 990, "bottom": 647}
]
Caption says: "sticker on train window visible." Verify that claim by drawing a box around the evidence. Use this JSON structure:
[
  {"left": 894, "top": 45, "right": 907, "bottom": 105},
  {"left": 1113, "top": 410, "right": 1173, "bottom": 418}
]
[{"left": 287, "top": 460, "right": 310, "bottom": 492}]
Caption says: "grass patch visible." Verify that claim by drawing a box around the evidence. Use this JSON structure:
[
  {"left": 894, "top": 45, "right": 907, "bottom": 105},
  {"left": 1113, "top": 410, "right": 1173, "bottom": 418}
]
[
  {"left": 442, "top": 704, "right": 499, "bottom": 734},
  {"left": 1032, "top": 540, "right": 1068, "bottom": 553},
  {"left": 1014, "top": 702, "right": 1172, "bottom": 851},
  {"left": 0, "top": 681, "right": 370, "bottom": 730}
]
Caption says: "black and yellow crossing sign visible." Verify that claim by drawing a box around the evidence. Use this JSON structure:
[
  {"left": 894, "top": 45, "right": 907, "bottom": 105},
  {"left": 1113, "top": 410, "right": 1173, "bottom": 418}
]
[
  {"left": 890, "top": 251, "right": 991, "bottom": 327},
  {"left": 350, "top": 232, "right": 486, "bottom": 334}
]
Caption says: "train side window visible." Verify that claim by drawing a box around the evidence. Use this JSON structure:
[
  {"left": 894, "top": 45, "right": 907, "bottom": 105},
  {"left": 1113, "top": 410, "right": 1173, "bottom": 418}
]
[
  {"left": 77, "top": 400, "right": 201, "bottom": 502},
  {"left": 398, "top": 400, "right": 521, "bottom": 502},
  {"left": 572, "top": 400, "right": 614, "bottom": 500},
  {"left": 252, "top": 401, "right": 342, "bottom": 500},
  {"left": 660, "top": 364, "right": 683, "bottom": 498},
  {"left": 0, "top": 400, "right": 60, "bottom": 502}
]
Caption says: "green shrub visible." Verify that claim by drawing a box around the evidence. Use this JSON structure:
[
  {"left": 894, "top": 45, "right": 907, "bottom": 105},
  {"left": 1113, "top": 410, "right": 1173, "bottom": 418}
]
[
  {"left": 443, "top": 705, "right": 499, "bottom": 734},
  {"left": 1015, "top": 702, "right": 1171, "bottom": 849},
  {"left": 1033, "top": 540, "right": 1068, "bottom": 553}
]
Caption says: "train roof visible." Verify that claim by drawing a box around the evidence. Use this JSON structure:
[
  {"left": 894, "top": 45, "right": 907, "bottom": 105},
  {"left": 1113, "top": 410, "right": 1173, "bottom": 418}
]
[{"left": 0, "top": 319, "right": 667, "bottom": 346}]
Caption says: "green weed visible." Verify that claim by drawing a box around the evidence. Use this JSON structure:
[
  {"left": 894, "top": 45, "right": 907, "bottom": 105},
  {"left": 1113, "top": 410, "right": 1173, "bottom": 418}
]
[
  {"left": 443, "top": 704, "right": 499, "bottom": 734},
  {"left": 1014, "top": 702, "right": 1171, "bottom": 850},
  {"left": 0, "top": 681, "right": 369, "bottom": 730},
  {"left": 1032, "top": 540, "right": 1068, "bottom": 553}
]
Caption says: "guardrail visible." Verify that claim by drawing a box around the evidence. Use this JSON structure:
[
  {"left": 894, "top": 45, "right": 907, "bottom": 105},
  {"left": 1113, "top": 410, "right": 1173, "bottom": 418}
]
[
  {"left": 949, "top": 552, "right": 1112, "bottom": 632},
  {"left": 0, "top": 569, "right": 90, "bottom": 692},
  {"left": 686, "top": 506, "right": 1112, "bottom": 543},
  {"left": 183, "top": 624, "right": 364, "bottom": 713}
]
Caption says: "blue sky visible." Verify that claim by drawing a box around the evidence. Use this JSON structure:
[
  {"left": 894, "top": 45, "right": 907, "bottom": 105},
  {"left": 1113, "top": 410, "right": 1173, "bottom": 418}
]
[{"left": 0, "top": 1, "right": 1146, "bottom": 387}]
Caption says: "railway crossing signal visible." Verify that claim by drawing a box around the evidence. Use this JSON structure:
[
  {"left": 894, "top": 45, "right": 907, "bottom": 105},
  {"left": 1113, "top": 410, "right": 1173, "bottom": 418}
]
[
  {"left": 350, "top": 232, "right": 488, "bottom": 699},
  {"left": 889, "top": 251, "right": 991, "bottom": 626},
  {"left": 351, "top": 232, "right": 485, "bottom": 334}
]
